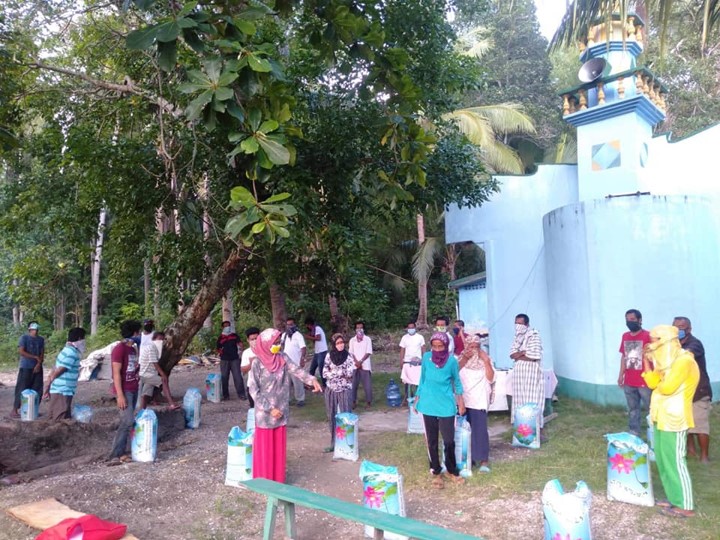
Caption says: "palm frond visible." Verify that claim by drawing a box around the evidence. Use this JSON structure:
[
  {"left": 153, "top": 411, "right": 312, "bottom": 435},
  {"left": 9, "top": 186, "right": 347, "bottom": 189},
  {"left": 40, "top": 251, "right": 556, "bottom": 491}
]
[
  {"left": 550, "top": 0, "right": 626, "bottom": 52},
  {"left": 444, "top": 109, "right": 494, "bottom": 147},
  {"left": 480, "top": 139, "right": 525, "bottom": 175},
  {"left": 456, "top": 103, "right": 536, "bottom": 135},
  {"left": 412, "top": 236, "right": 443, "bottom": 282}
]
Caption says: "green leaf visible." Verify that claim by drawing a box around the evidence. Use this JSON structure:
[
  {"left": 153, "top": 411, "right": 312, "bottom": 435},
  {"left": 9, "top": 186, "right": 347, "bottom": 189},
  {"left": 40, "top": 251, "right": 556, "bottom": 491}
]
[
  {"left": 157, "top": 40, "right": 177, "bottom": 72},
  {"left": 226, "top": 102, "right": 245, "bottom": 122},
  {"left": 241, "top": 137, "right": 259, "bottom": 153},
  {"left": 215, "top": 87, "right": 234, "bottom": 101},
  {"left": 251, "top": 221, "right": 266, "bottom": 234},
  {"left": 258, "top": 203, "right": 296, "bottom": 216},
  {"left": 186, "top": 89, "right": 213, "bottom": 120},
  {"left": 204, "top": 59, "right": 222, "bottom": 82},
  {"left": 177, "top": 17, "right": 198, "bottom": 29},
  {"left": 248, "top": 109, "right": 262, "bottom": 131},
  {"left": 234, "top": 19, "right": 257, "bottom": 35},
  {"left": 273, "top": 224, "right": 290, "bottom": 238},
  {"left": 247, "top": 53, "right": 272, "bottom": 72},
  {"left": 228, "top": 132, "right": 245, "bottom": 143},
  {"left": 126, "top": 26, "right": 158, "bottom": 50},
  {"left": 257, "top": 136, "right": 290, "bottom": 165},
  {"left": 262, "top": 192, "right": 291, "bottom": 204},
  {"left": 230, "top": 186, "right": 256, "bottom": 207},
  {"left": 178, "top": 1, "right": 198, "bottom": 17},
  {"left": 238, "top": 5, "right": 275, "bottom": 20},
  {"left": 258, "top": 120, "right": 278, "bottom": 133},
  {"left": 132, "top": 0, "right": 157, "bottom": 9},
  {"left": 156, "top": 21, "right": 181, "bottom": 42},
  {"left": 217, "top": 71, "right": 239, "bottom": 86}
]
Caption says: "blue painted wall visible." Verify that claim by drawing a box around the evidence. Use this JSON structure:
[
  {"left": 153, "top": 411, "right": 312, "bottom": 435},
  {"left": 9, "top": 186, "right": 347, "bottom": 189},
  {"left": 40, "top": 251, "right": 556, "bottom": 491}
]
[{"left": 457, "top": 283, "right": 488, "bottom": 333}]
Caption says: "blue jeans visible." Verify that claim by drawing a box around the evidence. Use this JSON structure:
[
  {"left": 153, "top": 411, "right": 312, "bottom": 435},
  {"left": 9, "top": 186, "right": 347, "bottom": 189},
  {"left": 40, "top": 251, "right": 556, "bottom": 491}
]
[
  {"left": 110, "top": 390, "right": 138, "bottom": 458},
  {"left": 309, "top": 352, "right": 327, "bottom": 387},
  {"left": 624, "top": 385, "right": 651, "bottom": 434}
]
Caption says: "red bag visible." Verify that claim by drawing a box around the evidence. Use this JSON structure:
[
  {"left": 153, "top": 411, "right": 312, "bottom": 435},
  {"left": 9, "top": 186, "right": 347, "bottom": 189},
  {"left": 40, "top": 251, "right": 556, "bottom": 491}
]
[{"left": 36, "top": 515, "right": 127, "bottom": 540}]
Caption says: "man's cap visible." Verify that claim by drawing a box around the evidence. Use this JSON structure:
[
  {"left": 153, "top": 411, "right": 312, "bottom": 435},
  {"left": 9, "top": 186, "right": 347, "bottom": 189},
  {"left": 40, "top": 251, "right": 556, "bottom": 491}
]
[{"left": 28, "top": 322, "right": 39, "bottom": 330}]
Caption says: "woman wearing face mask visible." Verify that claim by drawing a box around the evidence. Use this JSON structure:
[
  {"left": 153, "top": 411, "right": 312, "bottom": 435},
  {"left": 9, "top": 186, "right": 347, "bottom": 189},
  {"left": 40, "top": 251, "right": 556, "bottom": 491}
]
[
  {"left": 43, "top": 327, "right": 87, "bottom": 421},
  {"left": 322, "top": 334, "right": 357, "bottom": 453},
  {"left": 414, "top": 332, "right": 465, "bottom": 488},
  {"left": 458, "top": 334, "right": 495, "bottom": 472},
  {"left": 248, "top": 328, "right": 323, "bottom": 483}
]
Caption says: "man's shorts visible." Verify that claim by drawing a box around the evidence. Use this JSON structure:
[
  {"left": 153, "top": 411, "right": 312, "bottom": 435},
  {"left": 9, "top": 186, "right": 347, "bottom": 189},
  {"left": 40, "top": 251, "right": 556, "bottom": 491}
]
[
  {"left": 141, "top": 374, "right": 163, "bottom": 398},
  {"left": 48, "top": 393, "right": 73, "bottom": 421},
  {"left": 689, "top": 396, "right": 711, "bottom": 435}
]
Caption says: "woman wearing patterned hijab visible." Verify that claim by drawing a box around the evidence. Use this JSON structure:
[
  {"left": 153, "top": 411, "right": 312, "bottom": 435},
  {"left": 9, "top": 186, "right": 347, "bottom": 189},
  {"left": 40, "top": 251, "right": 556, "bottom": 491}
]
[
  {"left": 248, "top": 328, "right": 322, "bottom": 483},
  {"left": 458, "top": 334, "right": 495, "bottom": 472},
  {"left": 321, "top": 333, "right": 356, "bottom": 453},
  {"left": 415, "top": 332, "right": 465, "bottom": 488}
]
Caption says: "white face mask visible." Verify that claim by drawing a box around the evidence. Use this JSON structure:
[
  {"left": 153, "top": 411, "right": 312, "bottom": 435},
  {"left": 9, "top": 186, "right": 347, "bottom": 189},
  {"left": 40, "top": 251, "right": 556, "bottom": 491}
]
[
  {"left": 515, "top": 323, "right": 527, "bottom": 335},
  {"left": 407, "top": 328, "right": 416, "bottom": 335},
  {"left": 222, "top": 327, "right": 232, "bottom": 335},
  {"left": 72, "top": 340, "right": 86, "bottom": 354}
]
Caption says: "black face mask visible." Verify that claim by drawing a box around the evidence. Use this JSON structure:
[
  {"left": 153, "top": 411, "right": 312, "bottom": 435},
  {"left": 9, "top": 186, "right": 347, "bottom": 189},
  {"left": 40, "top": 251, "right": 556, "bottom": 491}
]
[
  {"left": 626, "top": 321, "right": 641, "bottom": 332},
  {"left": 287, "top": 325, "right": 297, "bottom": 336}
]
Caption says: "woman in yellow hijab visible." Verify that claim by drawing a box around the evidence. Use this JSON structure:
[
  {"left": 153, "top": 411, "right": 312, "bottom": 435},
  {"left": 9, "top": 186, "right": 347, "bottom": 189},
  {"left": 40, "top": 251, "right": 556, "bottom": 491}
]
[{"left": 642, "top": 325, "right": 699, "bottom": 517}]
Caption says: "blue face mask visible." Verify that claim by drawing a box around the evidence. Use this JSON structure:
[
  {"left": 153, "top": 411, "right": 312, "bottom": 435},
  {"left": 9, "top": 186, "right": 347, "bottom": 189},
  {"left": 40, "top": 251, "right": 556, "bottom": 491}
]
[
  {"left": 677, "top": 329, "right": 686, "bottom": 340},
  {"left": 407, "top": 328, "right": 416, "bottom": 335}
]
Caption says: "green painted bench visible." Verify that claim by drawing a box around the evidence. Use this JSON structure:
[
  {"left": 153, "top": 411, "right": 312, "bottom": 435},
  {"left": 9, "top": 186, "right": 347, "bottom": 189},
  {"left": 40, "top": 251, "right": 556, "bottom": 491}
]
[{"left": 242, "top": 478, "right": 483, "bottom": 540}]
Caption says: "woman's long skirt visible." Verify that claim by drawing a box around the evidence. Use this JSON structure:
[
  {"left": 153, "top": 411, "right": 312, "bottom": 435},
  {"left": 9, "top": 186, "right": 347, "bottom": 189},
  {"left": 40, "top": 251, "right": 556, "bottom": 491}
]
[{"left": 252, "top": 425, "right": 287, "bottom": 483}]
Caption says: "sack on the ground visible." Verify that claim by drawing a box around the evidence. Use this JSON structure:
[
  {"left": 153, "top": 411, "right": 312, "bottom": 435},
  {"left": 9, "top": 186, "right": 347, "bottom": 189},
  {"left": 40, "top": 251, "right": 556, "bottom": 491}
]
[
  {"left": 183, "top": 387, "right": 202, "bottom": 429},
  {"left": 542, "top": 479, "right": 592, "bottom": 540},
  {"left": 35, "top": 514, "right": 127, "bottom": 540},
  {"left": 225, "top": 426, "right": 253, "bottom": 485},
  {"left": 205, "top": 373, "right": 221, "bottom": 403},
  {"left": 72, "top": 404, "right": 93, "bottom": 423},
  {"left": 246, "top": 407, "right": 255, "bottom": 433},
  {"left": 605, "top": 432, "right": 654, "bottom": 507},
  {"left": 512, "top": 402, "right": 541, "bottom": 449},
  {"left": 441, "top": 415, "right": 473, "bottom": 477},
  {"left": 131, "top": 408, "right": 158, "bottom": 463},
  {"left": 20, "top": 389, "right": 38, "bottom": 422},
  {"left": 406, "top": 397, "right": 424, "bottom": 434},
  {"left": 334, "top": 412, "right": 359, "bottom": 462},
  {"left": 359, "top": 460, "right": 407, "bottom": 540},
  {"left": 646, "top": 414, "right": 655, "bottom": 462}
]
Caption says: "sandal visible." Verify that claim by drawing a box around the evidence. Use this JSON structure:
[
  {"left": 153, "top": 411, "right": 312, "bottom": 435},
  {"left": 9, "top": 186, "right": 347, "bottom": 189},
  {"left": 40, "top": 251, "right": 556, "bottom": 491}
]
[
  {"left": 451, "top": 474, "right": 465, "bottom": 485},
  {"left": 119, "top": 454, "right": 132, "bottom": 463},
  {"left": 106, "top": 457, "right": 123, "bottom": 467},
  {"left": 655, "top": 500, "right": 672, "bottom": 509},
  {"left": 478, "top": 465, "right": 491, "bottom": 473},
  {"left": 660, "top": 506, "right": 694, "bottom": 518}
]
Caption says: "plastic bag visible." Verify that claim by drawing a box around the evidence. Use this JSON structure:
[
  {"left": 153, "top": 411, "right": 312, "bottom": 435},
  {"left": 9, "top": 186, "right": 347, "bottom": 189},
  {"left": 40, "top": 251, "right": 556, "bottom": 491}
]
[
  {"left": 605, "top": 432, "right": 654, "bottom": 507},
  {"left": 441, "top": 415, "right": 473, "bottom": 477},
  {"left": 406, "top": 397, "right": 424, "bottom": 434},
  {"left": 131, "top": 408, "right": 158, "bottom": 463},
  {"left": 225, "top": 426, "right": 253, "bottom": 485},
  {"left": 246, "top": 407, "right": 255, "bottom": 433},
  {"left": 359, "top": 461, "right": 407, "bottom": 540},
  {"left": 20, "top": 389, "right": 38, "bottom": 422},
  {"left": 205, "top": 373, "right": 221, "bottom": 403},
  {"left": 542, "top": 479, "right": 592, "bottom": 540},
  {"left": 646, "top": 414, "right": 655, "bottom": 462},
  {"left": 183, "top": 387, "right": 202, "bottom": 429},
  {"left": 334, "top": 412, "right": 359, "bottom": 462},
  {"left": 72, "top": 405, "right": 93, "bottom": 423},
  {"left": 512, "top": 402, "right": 541, "bottom": 449}
]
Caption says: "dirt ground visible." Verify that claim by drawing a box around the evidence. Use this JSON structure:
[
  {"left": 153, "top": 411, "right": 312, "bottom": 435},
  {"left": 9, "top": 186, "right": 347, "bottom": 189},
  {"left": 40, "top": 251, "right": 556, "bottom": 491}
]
[{"left": 0, "top": 363, "right": 698, "bottom": 540}]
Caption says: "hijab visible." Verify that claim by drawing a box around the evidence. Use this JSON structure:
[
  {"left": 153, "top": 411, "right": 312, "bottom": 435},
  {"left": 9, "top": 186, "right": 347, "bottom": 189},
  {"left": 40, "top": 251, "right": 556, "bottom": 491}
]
[
  {"left": 252, "top": 328, "right": 286, "bottom": 374},
  {"left": 647, "top": 324, "right": 681, "bottom": 372},
  {"left": 430, "top": 331, "right": 450, "bottom": 368},
  {"left": 329, "top": 333, "right": 349, "bottom": 366}
]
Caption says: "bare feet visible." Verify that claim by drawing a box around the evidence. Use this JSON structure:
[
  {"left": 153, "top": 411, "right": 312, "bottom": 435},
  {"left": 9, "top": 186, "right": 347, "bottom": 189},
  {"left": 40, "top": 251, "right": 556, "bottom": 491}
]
[{"left": 431, "top": 475, "right": 444, "bottom": 489}]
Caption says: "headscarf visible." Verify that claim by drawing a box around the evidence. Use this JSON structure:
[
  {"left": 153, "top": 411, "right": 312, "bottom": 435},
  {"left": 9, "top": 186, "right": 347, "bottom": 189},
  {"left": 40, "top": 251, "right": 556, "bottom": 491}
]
[
  {"left": 459, "top": 334, "right": 483, "bottom": 370},
  {"left": 251, "top": 328, "right": 286, "bottom": 374},
  {"left": 329, "top": 333, "right": 349, "bottom": 366},
  {"left": 429, "top": 331, "right": 450, "bottom": 368},
  {"left": 647, "top": 324, "right": 681, "bottom": 372}
]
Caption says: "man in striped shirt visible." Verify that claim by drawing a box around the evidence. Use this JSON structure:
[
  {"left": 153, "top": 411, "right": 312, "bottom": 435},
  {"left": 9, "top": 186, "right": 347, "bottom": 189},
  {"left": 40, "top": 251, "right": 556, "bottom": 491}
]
[
  {"left": 510, "top": 314, "right": 545, "bottom": 438},
  {"left": 43, "top": 327, "right": 87, "bottom": 421}
]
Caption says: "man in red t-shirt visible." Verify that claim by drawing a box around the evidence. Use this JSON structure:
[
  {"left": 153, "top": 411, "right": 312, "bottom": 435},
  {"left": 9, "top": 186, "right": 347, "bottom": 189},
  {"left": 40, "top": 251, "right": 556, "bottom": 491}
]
[
  {"left": 452, "top": 320, "right": 468, "bottom": 356},
  {"left": 617, "top": 308, "right": 652, "bottom": 435},
  {"left": 109, "top": 320, "right": 142, "bottom": 462}
]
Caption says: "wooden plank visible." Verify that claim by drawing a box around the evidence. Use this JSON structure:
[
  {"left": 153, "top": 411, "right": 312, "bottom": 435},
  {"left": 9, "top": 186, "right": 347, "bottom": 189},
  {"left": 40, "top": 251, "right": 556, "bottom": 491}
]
[
  {"left": 6, "top": 498, "right": 139, "bottom": 540},
  {"left": 263, "top": 497, "right": 278, "bottom": 540},
  {"left": 243, "top": 479, "right": 481, "bottom": 540},
  {"left": 282, "top": 501, "right": 296, "bottom": 539}
]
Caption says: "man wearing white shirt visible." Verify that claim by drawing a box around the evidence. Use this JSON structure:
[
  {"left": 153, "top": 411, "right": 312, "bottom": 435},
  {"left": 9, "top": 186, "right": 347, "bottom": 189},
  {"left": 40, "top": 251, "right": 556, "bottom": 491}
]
[
  {"left": 304, "top": 316, "right": 328, "bottom": 387},
  {"left": 399, "top": 321, "right": 426, "bottom": 402},
  {"left": 349, "top": 321, "right": 373, "bottom": 408},
  {"left": 282, "top": 317, "right": 307, "bottom": 406},
  {"left": 241, "top": 327, "right": 260, "bottom": 408},
  {"left": 435, "top": 316, "right": 454, "bottom": 355}
]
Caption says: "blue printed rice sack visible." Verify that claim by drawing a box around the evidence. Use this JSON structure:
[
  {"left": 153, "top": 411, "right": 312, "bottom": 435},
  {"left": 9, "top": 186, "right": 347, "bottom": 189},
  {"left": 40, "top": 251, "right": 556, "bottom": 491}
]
[
  {"left": 359, "top": 461, "right": 407, "bottom": 540},
  {"left": 183, "top": 387, "right": 202, "bottom": 429},
  {"left": 225, "top": 426, "right": 253, "bottom": 485},
  {"left": 131, "top": 408, "right": 158, "bottom": 463},
  {"left": 542, "top": 479, "right": 592, "bottom": 540},
  {"left": 441, "top": 415, "right": 472, "bottom": 477},
  {"left": 605, "top": 432, "right": 654, "bottom": 507},
  {"left": 71, "top": 405, "right": 93, "bottom": 423},
  {"left": 334, "top": 412, "right": 359, "bottom": 462},
  {"left": 246, "top": 407, "right": 256, "bottom": 433},
  {"left": 205, "top": 373, "right": 222, "bottom": 403},
  {"left": 512, "top": 402, "right": 541, "bottom": 449},
  {"left": 20, "top": 389, "right": 39, "bottom": 422},
  {"left": 406, "top": 397, "right": 424, "bottom": 434}
]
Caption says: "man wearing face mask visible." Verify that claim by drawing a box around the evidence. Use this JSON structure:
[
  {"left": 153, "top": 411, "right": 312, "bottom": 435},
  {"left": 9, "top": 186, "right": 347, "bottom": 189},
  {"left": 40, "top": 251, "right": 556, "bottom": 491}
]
[
  {"left": 642, "top": 325, "right": 699, "bottom": 518},
  {"left": 400, "top": 321, "right": 426, "bottom": 403},
  {"left": 618, "top": 309, "right": 652, "bottom": 435},
  {"left": 216, "top": 321, "right": 247, "bottom": 401},
  {"left": 281, "top": 317, "right": 307, "bottom": 407},
  {"left": 435, "top": 316, "right": 454, "bottom": 355},
  {"left": 43, "top": 327, "right": 86, "bottom": 421},
  {"left": 138, "top": 331, "right": 180, "bottom": 410},
  {"left": 452, "top": 320, "right": 467, "bottom": 355},
  {"left": 673, "top": 316, "right": 712, "bottom": 463},
  {"left": 509, "top": 314, "right": 544, "bottom": 438},
  {"left": 140, "top": 319, "right": 155, "bottom": 348},
  {"left": 349, "top": 321, "right": 373, "bottom": 408},
  {"left": 241, "top": 327, "right": 260, "bottom": 408}
]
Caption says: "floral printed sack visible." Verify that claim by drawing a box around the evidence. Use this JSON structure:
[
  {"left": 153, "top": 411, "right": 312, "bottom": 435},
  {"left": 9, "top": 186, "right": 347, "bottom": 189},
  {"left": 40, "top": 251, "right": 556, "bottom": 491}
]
[
  {"left": 512, "top": 402, "right": 541, "bottom": 449},
  {"left": 359, "top": 461, "right": 407, "bottom": 540},
  {"left": 605, "top": 432, "right": 654, "bottom": 507},
  {"left": 183, "top": 387, "right": 202, "bottom": 429},
  {"left": 225, "top": 426, "right": 253, "bottom": 485},
  {"left": 131, "top": 408, "right": 158, "bottom": 463},
  {"left": 406, "top": 397, "right": 424, "bottom": 434},
  {"left": 542, "top": 479, "right": 592, "bottom": 540},
  {"left": 441, "top": 415, "right": 473, "bottom": 477},
  {"left": 205, "top": 373, "right": 222, "bottom": 403},
  {"left": 333, "top": 412, "right": 359, "bottom": 461}
]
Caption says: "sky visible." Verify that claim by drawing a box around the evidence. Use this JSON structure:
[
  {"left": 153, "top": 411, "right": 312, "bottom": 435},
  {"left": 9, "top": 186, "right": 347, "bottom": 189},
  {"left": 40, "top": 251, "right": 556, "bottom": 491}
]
[{"left": 534, "top": 0, "right": 568, "bottom": 40}]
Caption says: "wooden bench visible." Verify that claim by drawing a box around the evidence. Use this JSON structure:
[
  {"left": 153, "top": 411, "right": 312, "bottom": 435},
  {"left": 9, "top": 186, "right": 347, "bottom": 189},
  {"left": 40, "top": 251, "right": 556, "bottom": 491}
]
[{"left": 242, "top": 478, "right": 483, "bottom": 540}]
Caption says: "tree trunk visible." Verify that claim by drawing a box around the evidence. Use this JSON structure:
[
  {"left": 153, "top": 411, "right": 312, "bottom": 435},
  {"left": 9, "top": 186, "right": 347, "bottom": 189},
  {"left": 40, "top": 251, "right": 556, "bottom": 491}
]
[
  {"left": 90, "top": 206, "right": 107, "bottom": 335},
  {"left": 144, "top": 258, "right": 151, "bottom": 316},
  {"left": 201, "top": 172, "right": 213, "bottom": 331},
  {"left": 222, "top": 291, "right": 234, "bottom": 329},
  {"left": 269, "top": 282, "right": 287, "bottom": 330},
  {"left": 54, "top": 293, "right": 66, "bottom": 332},
  {"left": 12, "top": 279, "right": 20, "bottom": 327},
  {"left": 159, "top": 247, "right": 247, "bottom": 373},
  {"left": 328, "top": 293, "right": 347, "bottom": 334},
  {"left": 416, "top": 213, "right": 429, "bottom": 329}
]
